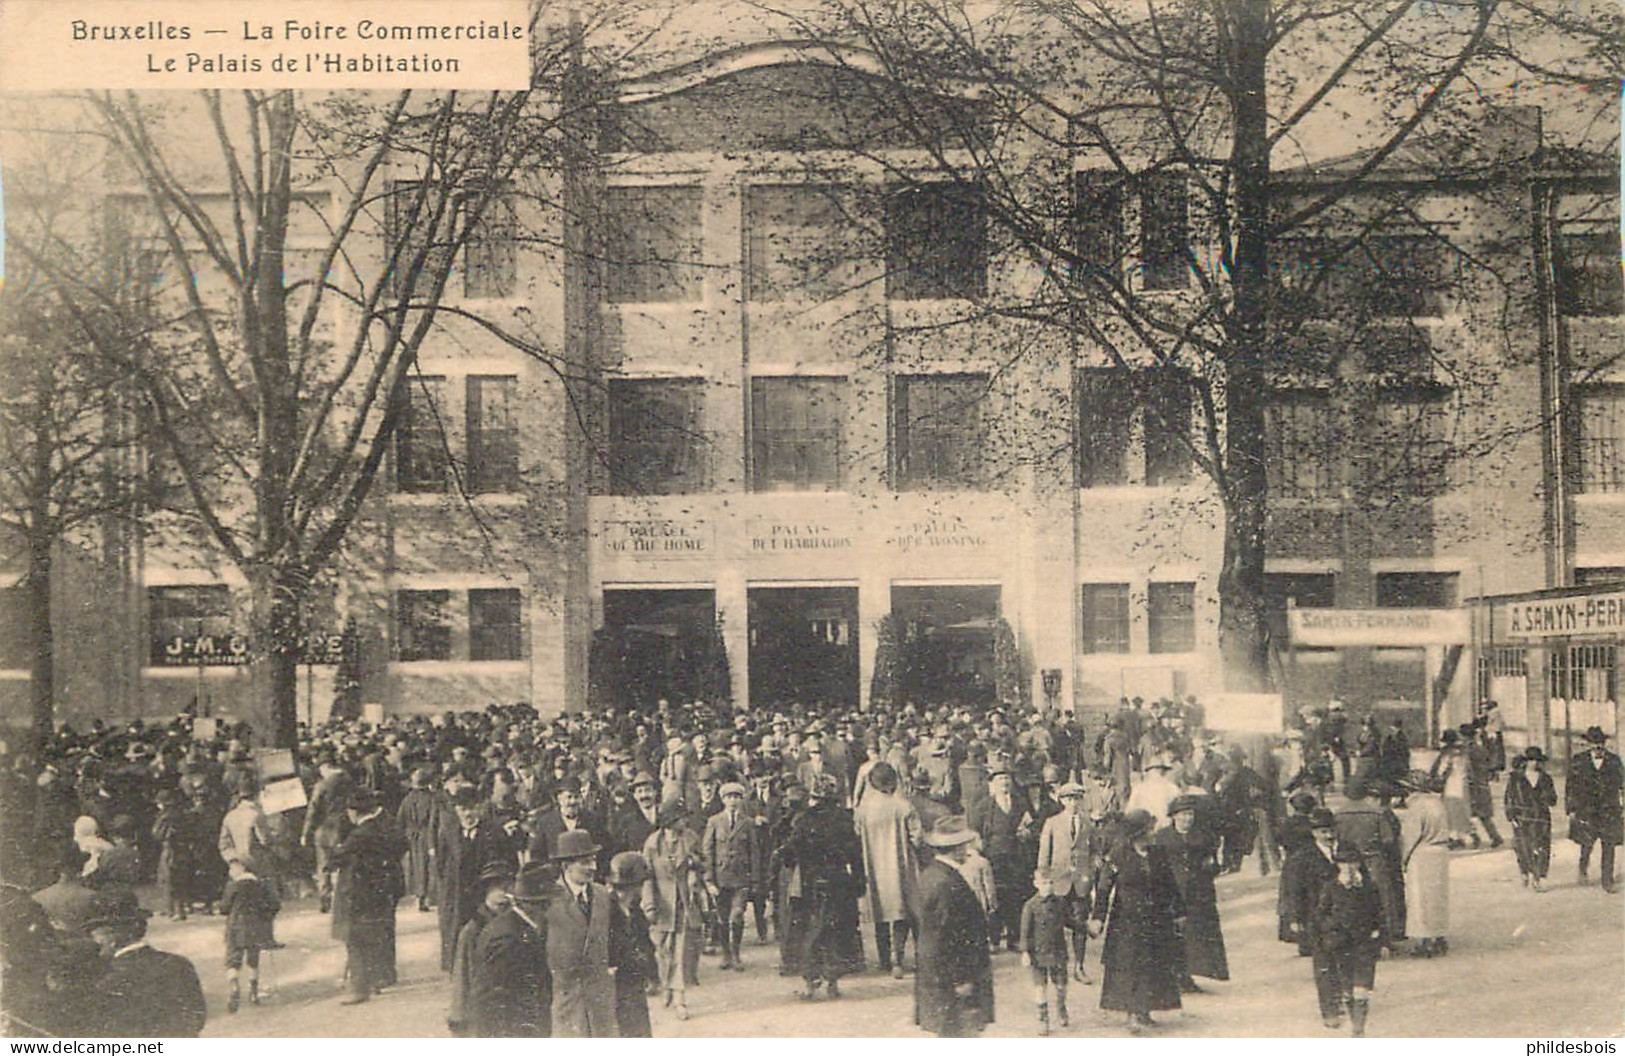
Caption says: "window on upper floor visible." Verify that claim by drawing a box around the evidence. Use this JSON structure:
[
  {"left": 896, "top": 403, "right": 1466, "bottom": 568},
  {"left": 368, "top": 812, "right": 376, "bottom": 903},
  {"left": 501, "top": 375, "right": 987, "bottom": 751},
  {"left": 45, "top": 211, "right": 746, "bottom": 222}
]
[
  {"left": 745, "top": 184, "right": 871, "bottom": 302},
  {"left": 1081, "top": 583, "right": 1131, "bottom": 654},
  {"left": 1144, "top": 372, "right": 1194, "bottom": 486},
  {"left": 1077, "top": 370, "right": 1133, "bottom": 487},
  {"left": 750, "top": 377, "right": 845, "bottom": 492},
  {"left": 385, "top": 181, "right": 454, "bottom": 298},
  {"left": 466, "top": 375, "right": 519, "bottom": 493},
  {"left": 606, "top": 378, "right": 708, "bottom": 495},
  {"left": 893, "top": 373, "right": 987, "bottom": 490},
  {"left": 1368, "top": 389, "right": 1451, "bottom": 499},
  {"left": 469, "top": 588, "right": 523, "bottom": 661},
  {"left": 396, "top": 589, "right": 452, "bottom": 662},
  {"left": 885, "top": 183, "right": 987, "bottom": 300},
  {"left": 1076, "top": 368, "right": 1193, "bottom": 487},
  {"left": 1575, "top": 567, "right": 1625, "bottom": 587},
  {"left": 463, "top": 189, "right": 518, "bottom": 299},
  {"left": 1263, "top": 572, "right": 1338, "bottom": 644},
  {"left": 1557, "top": 228, "right": 1624, "bottom": 317},
  {"left": 1139, "top": 171, "right": 1191, "bottom": 291},
  {"left": 1279, "top": 233, "right": 1457, "bottom": 320},
  {"left": 396, "top": 376, "right": 448, "bottom": 493},
  {"left": 1375, "top": 571, "right": 1459, "bottom": 608},
  {"left": 1148, "top": 582, "right": 1196, "bottom": 653},
  {"left": 1576, "top": 383, "right": 1624, "bottom": 493},
  {"left": 1074, "top": 170, "right": 1126, "bottom": 285},
  {"left": 1264, "top": 391, "right": 1337, "bottom": 500},
  {"left": 602, "top": 186, "right": 704, "bottom": 304}
]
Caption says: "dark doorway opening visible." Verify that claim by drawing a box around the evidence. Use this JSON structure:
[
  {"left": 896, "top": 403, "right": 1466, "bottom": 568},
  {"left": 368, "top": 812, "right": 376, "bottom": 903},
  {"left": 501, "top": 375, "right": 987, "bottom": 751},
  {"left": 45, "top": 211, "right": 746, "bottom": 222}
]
[
  {"left": 748, "top": 586, "right": 859, "bottom": 709},
  {"left": 599, "top": 589, "right": 717, "bottom": 711},
  {"left": 891, "top": 584, "right": 1000, "bottom": 707}
]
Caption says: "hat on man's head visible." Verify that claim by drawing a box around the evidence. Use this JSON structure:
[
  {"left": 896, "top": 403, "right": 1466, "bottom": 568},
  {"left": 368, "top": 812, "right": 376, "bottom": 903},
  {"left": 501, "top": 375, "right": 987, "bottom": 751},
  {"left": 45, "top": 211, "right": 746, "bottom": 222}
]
[
  {"left": 1582, "top": 726, "right": 1609, "bottom": 745},
  {"left": 550, "top": 829, "right": 601, "bottom": 862},
  {"left": 923, "top": 815, "right": 978, "bottom": 849},
  {"left": 1056, "top": 782, "right": 1085, "bottom": 801},
  {"left": 510, "top": 862, "right": 559, "bottom": 903},
  {"left": 719, "top": 781, "right": 746, "bottom": 799},
  {"left": 83, "top": 888, "right": 151, "bottom": 932},
  {"left": 1309, "top": 808, "right": 1337, "bottom": 830},
  {"left": 631, "top": 771, "right": 658, "bottom": 791},
  {"left": 608, "top": 851, "right": 651, "bottom": 887},
  {"left": 1119, "top": 808, "right": 1156, "bottom": 838},
  {"left": 1168, "top": 795, "right": 1202, "bottom": 817},
  {"left": 1523, "top": 745, "right": 1547, "bottom": 763},
  {"left": 449, "top": 785, "right": 481, "bottom": 808},
  {"left": 1289, "top": 791, "right": 1318, "bottom": 814}
]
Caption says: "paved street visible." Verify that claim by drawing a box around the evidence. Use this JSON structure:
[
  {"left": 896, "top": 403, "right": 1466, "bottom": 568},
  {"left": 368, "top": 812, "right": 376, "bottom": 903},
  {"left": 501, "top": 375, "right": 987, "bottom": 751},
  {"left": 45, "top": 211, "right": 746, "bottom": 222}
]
[{"left": 135, "top": 837, "right": 1624, "bottom": 1039}]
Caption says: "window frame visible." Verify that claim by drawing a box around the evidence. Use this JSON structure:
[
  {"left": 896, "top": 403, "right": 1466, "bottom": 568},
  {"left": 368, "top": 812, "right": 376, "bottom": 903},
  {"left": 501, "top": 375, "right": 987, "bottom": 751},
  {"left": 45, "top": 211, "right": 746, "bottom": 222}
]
[
  {"left": 1575, "top": 383, "right": 1625, "bottom": 495},
  {"left": 749, "top": 376, "right": 847, "bottom": 492},
  {"left": 606, "top": 377, "right": 709, "bottom": 495},
  {"left": 1147, "top": 581, "right": 1197, "bottom": 655},
  {"left": 1081, "top": 583, "right": 1132, "bottom": 655},
  {"left": 468, "top": 588, "right": 524, "bottom": 662},
  {"left": 601, "top": 185, "right": 705, "bottom": 305},
  {"left": 395, "top": 375, "right": 450, "bottom": 493},
  {"left": 893, "top": 372, "right": 988, "bottom": 491},
  {"left": 884, "top": 182, "right": 988, "bottom": 301},
  {"left": 466, "top": 375, "right": 520, "bottom": 494},
  {"left": 396, "top": 589, "right": 453, "bottom": 662}
]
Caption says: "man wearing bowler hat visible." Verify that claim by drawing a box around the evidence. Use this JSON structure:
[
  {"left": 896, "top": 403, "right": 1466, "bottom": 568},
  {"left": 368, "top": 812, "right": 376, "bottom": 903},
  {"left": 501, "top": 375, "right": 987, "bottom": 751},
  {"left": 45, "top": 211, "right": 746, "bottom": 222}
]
[
  {"left": 914, "top": 815, "right": 995, "bottom": 1037},
  {"left": 471, "top": 861, "right": 555, "bottom": 1037},
  {"left": 331, "top": 786, "right": 405, "bottom": 1005},
  {"left": 1565, "top": 726, "right": 1623, "bottom": 892},
  {"left": 81, "top": 887, "right": 207, "bottom": 1037},
  {"left": 547, "top": 829, "right": 619, "bottom": 1036}
]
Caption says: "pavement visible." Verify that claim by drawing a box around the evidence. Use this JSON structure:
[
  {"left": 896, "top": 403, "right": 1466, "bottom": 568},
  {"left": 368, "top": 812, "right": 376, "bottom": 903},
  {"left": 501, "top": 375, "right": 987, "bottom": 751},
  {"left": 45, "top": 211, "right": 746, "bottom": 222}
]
[{"left": 141, "top": 836, "right": 1622, "bottom": 1039}]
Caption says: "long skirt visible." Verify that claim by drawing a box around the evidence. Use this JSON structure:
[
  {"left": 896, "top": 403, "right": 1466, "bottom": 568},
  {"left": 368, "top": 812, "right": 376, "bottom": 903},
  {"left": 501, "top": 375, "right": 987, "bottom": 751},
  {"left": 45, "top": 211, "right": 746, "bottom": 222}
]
[
  {"left": 1442, "top": 796, "right": 1470, "bottom": 837},
  {"left": 1404, "top": 844, "right": 1449, "bottom": 939},
  {"left": 795, "top": 888, "right": 864, "bottom": 983},
  {"left": 1511, "top": 819, "right": 1552, "bottom": 880},
  {"left": 656, "top": 926, "right": 702, "bottom": 991}
]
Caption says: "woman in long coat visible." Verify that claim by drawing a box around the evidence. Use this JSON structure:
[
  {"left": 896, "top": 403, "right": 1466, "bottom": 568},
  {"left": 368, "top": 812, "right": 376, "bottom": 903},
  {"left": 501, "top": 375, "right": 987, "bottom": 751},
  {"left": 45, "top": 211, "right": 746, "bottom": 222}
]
[
  {"left": 1394, "top": 774, "right": 1451, "bottom": 956},
  {"left": 641, "top": 804, "right": 706, "bottom": 1018},
  {"left": 780, "top": 774, "right": 865, "bottom": 998},
  {"left": 1154, "top": 796, "right": 1228, "bottom": 986},
  {"left": 1088, "top": 808, "right": 1185, "bottom": 1032},
  {"left": 1504, "top": 748, "right": 1557, "bottom": 891},
  {"left": 853, "top": 763, "right": 921, "bottom": 976}
]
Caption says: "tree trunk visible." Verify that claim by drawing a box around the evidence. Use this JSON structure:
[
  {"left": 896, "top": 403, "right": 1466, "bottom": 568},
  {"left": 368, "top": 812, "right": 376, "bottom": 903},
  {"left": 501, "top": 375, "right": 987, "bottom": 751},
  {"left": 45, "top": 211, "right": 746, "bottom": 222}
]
[
  {"left": 251, "top": 569, "right": 303, "bottom": 749},
  {"left": 26, "top": 536, "right": 54, "bottom": 754}
]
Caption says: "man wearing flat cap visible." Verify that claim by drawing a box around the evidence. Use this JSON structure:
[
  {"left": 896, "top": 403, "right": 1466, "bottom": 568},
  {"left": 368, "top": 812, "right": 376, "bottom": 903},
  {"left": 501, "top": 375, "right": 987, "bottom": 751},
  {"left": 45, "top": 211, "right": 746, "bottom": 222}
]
[
  {"left": 703, "top": 780, "right": 765, "bottom": 971},
  {"left": 331, "top": 786, "right": 405, "bottom": 1004},
  {"left": 80, "top": 888, "right": 206, "bottom": 1037},
  {"left": 471, "top": 861, "right": 554, "bottom": 1037},
  {"left": 1565, "top": 726, "right": 1623, "bottom": 892},
  {"left": 914, "top": 815, "right": 995, "bottom": 1037},
  {"left": 547, "top": 829, "right": 619, "bottom": 1036},
  {"left": 1038, "top": 781, "right": 1096, "bottom": 979}
]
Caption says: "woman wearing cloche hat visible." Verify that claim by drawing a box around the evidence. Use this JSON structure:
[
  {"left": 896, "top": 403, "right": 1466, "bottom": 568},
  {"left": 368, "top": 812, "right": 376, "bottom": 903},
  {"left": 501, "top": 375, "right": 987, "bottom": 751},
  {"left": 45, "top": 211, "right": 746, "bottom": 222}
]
[
  {"left": 1504, "top": 746, "right": 1557, "bottom": 892},
  {"left": 1087, "top": 807, "right": 1186, "bottom": 1033}
]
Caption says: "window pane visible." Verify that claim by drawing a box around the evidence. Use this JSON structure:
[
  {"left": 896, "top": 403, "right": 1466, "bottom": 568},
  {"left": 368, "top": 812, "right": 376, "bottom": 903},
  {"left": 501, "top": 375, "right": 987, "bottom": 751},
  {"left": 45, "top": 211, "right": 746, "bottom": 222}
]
[
  {"left": 387, "top": 181, "right": 455, "bottom": 298},
  {"left": 1557, "top": 230, "right": 1624, "bottom": 317},
  {"left": 895, "top": 374, "right": 986, "bottom": 490},
  {"left": 1577, "top": 384, "right": 1625, "bottom": 494},
  {"left": 464, "top": 191, "right": 517, "bottom": 299},
  {"left": 746, "top": 185, "right": 870, "bottom": 301},
  {"left": 751, "top": 377, "right": 845, "bottom": 491},
  {"left": 467, "top": 375, "right": 519, "bottom": 493},
  {"left": 1374, "top": 572, "right": 1458, "bottom": 608},
  {"left": 1144, "top": 372, "right": 1192, "bottom": 486},
  {"left": 1140, "top": 172, "right": 1189, "bottom": 291},
  {"left": 1148, "top": 582, "right": 1196, "bottom": 654},
  {"left": 1077, "top": 369, "right": 1132, "bottom": 487},
  {"left": 1081, "top": 583, "right": 1130, "bottom": 654},
  {"left": 1074, "top": 171, "right": 1124, "bottom": 284},
  {"left": 603, "top": 186, "right": 703, "bottom": 304},
  {"left": 885, "top": 184, "right": 987, "bottom": 300},
  {"left": 1369, "top": 391, "right": 1450, "bottom": 498},
  {"left": 1265, "top": 392, "right": 1336, "bottom": 499},
  {"left": 397, "top": 590, "right": 451, "bottom": 661},
  {"left": 469, "top": 588, "right": 522, "bottom": 661},
  {"left": 607, "top": 378, "right": 707, "bottom": 495},
  {"left": 396, "top": 377, "right": 448, "bottom": 492}
]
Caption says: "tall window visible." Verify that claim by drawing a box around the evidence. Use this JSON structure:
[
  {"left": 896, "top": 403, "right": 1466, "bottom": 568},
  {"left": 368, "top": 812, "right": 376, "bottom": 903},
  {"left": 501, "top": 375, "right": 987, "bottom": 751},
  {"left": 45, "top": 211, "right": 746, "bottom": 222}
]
[
  {"left": 1139, "top": 171, "right": 1190, "bottom": 291},
  {"left": 1375, "top": 572, "right": 1458, "bottom": 608},
  {"left": 469, "top": 588, "right": 523, "bottom": 661},
  {"left": 1370, "top": 390, "right": 1451, "bottom": 498},
  {"left": 1077, "top": 369, "right": 1133, "bottom": 486},
  {"left": 466, "top": 375, "right": 519, "bottom": 493},
  {"left": 396, "top": 376, "right": 448, "bottom": 492},
  {"left": 885, "top": 184, "right": 987, "bottom": 300},
  {"left": 746, "top": 185, "right": 868, "bottom": 301},
  {"left": 894, "top": 373, "right": 986, "bottom": 490},
  {"left": 1074, "top": 170, "right": 1124, "bottom": 284},
  {"left": 1557, "top": 228, "right": 1624, "bottom": 317},
  {"left": 396, "top": 590, "right": 452, "bottom": 661},
  {"left": 750, "top": 377, "right": 845, "bottom": 491},
  {"left": 0, "top": 588, "right": 25, "bottom": 668},
  {"left": 1143, "top": 371, "right": 1193, "bottom": 486},
  {"left": 148, "top": 585, "right": 237, "bottom": 666},
  {"left": 1081, "top": 583, "right": 1131, "bottom": 654},
  {"left": 1576, "top": 384, "right": 1624, "bottom": 493},
  {"left": 463, "top": 190, "right": 517, "bottom": 298},
  {"left": 607, "top": 378, "right": 707, "bottom": 495},
  {"left": 1148, "top": 582, "right": 1196, "bottom": 653},
  {"left": 386, "top": 180, "right": 453, "bottom": 297},
  {"left": 1077, "top": 369, "right": 1191, "bottom": 487},
  {"left": 1265, "top": 392, "right": 1336, "bottom": 499},
  {"left": 603, "top": 186, "right": 704, "bottom": 304}
]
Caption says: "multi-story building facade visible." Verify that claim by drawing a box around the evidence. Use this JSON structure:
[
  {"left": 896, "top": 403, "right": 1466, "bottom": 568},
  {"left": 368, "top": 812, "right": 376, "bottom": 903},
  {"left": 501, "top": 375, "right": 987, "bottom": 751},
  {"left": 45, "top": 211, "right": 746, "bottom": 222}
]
[{"left": 0, "top": 27, "right": 1618, "bottom": 759}]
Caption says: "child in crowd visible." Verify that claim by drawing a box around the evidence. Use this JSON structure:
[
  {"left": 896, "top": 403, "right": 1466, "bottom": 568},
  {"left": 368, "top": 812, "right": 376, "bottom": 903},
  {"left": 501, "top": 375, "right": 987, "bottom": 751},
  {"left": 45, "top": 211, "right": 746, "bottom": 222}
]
[
  {"left": 1020, "top": 868, "right": 1071, "bottom": 1035},
  {"left": 221, "top": 858, "right": 281, "bottom": 1012}
]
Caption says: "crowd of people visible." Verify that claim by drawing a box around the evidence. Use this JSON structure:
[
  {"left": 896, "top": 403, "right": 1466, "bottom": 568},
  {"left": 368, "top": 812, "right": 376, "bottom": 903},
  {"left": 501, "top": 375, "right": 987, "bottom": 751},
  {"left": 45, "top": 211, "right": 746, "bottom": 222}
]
[{"left": 0, "top": 691, "right": 1619, "bottom": 1039}]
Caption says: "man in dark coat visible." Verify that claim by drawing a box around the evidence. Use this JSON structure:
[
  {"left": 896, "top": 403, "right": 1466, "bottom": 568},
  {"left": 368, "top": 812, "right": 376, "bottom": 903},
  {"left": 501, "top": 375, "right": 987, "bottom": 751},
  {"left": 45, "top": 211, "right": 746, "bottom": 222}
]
[
  {"left": 780, "top": 773, "right": 865, "bottom": 999},
  {"left": 330, "top": 787, "right": 405, "bottom": 1004},
  {"left": 914, "top": 815, "right": 995, "bottom": 1037},
  {"left": 1565, "top": 726, "right": 1624, "bottom": 892},
  {"left": 435, "top": 785, "right": 522, "bottom": 972},
  {"left": 967, "top": 764, "right": 1033, "bottom": 952},
  {"left": 608, "top": 772, "right": 660, "bottom": 858},
  {"left": 1311, "top": 845, "right": 1386, "bottom": 1036},
  {"left": 471, "top": 862, "right": 554, "bottom": 1037},
  {"left": 1279, "top": 808, "right": 1340, "bottom": 955},
  {"left": 81, "top": 889, "right": 206, "bottom": 1037},
  {"left": 302, "top": 753, "right": 352, "bottom": 912},
  {"left": 396, "top": 766, "right": 438, "bottom": 912}
]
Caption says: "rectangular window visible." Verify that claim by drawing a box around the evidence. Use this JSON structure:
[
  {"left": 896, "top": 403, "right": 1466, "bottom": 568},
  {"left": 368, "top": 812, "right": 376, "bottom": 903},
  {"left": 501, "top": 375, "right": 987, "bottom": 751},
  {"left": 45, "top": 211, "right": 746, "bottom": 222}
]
[
  {"left": 148, "top": 585, "right": 237, "bottom": 666},
  {"left": 386, "top": 181, "right": 454, "bottom": 298},
  {"left": 463, "top": 190, "right": 517, "bottom": 299},
  {"left": 396, "top": 376, "right": 448, "bottom": 493},
  {"left": 603, "top": 186, "right": 704, "bottom": 304},
  {"left": 1557, "top": 229, "right": 1624, "bottom": 317},
  {"left": 1370, "top": 391, "right": 1450, "bottom": 498},
  {"left": 1265, "top": 392, "right": 1336, "bottom": 499},
  {"left": 469, "top": 588, "right": 523, "bottom": 661},
  {"left": 1148, "top": 582, "right": 1196, "bottom": 654},
  {"left": 750, "top": 377, "right": 845, "bottom": 491},
  {"left": 885, "top": 184, "right": 987, "bottom": 300},
  {"left": 607, "top": 378, "right": 707, "bottom": 495},
  {"left": 1374, "top": 571, "right": 1459, "bottom": 608},
  {"left": 894, "top": 373, "right": 986, "bottom": 490},
  {"left": 1076, "top": 369, "right": 1133, "bottom": 487},
  {"left": 745, "top": 185, "right": 868, "bottom": 301},
  {"left": 1278, "top": 234, "right": 1454, "bottom": 319},
  {"left": 1074, "top": 170, "right": 1124, "bottom": 284},
  {"left": 1263, "top": 572, "right": 1336, "bottom": 644},
  {"left": 1576, "top": 384, "right": 1624, "bottom": 493},
  {"left": 1139, "top": 171, "right": 1190, "bottom": 291},
  {"left": 0, "top": 587, "right": 25, "bottom": 668},
  {"left": 466, "top": 375, "right": 519, "bottom": 493},
  {"left": 1081, "top": 583, "right": 1131, "bottom": 654},
  {"left": 1143, "top": 371, "right": 1192, "bottom": 486},
  {"left": 396, "top": 589, "right": 452, "bottom": 662},
  {"left": 1575, "top": 567, "right": 1625, "bottom": 588}
]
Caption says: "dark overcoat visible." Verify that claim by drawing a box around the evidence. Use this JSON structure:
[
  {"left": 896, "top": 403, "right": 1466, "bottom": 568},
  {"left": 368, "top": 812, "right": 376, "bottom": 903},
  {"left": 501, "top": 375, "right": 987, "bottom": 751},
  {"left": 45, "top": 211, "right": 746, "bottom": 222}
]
[
  {"left": 471, "top": 905, "right": 551, "bottom": 1037},
  {"left": 395, "top": 788, "right": 437, "bottom": 900},
  {"left": 330, "top": 814, "right": 405, "bottom": 942},
  {"left": 435, "top": 812, "right": 521, "bottom": 971},
  {"left": 1152, "top": 826, "right": 1228, "bottom": 980},
  {"left": 1279, "top": 841, "right": 1338, "bottom": 953},
  {"left": 1565, "top": 750, "right": 1624, "bottom": 847},
  {"left": 1091, "top": 841, "right": 1185, "bottom": 1014},
  {"left": 781, "top": 803, "right": 865, "bottom": 982},
  {"left": 914, "top": 858, "right": 995, "bottom": 1036},
  {"left": 82, "top": 946, "right": 206, "bottom": 1038},
  {"left": 612, "top": 900, "right": 657, "bottom": 1038}
]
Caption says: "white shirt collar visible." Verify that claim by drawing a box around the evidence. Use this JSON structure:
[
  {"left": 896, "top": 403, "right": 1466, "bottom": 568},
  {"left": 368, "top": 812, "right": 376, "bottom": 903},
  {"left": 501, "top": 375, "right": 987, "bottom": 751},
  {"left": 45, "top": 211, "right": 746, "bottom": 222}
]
[{"left": 113, "top": 941, "right": 149, "bottom": 958}]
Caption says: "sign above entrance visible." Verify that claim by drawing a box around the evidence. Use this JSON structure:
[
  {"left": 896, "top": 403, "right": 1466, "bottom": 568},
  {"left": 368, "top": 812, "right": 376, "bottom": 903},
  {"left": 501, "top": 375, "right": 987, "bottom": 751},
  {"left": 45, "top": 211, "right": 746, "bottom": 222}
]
[
  {"left": 746, "top": 513, "right": 855, "bottom": 556},
  {"left": 887, "top": 513, "right": 991, "bottom": 554},
  {"left": 599, "top": 516, "right": 713, "bottom": 560},
  {"left": 1498, "top": 590, "right": 1625, "bottom": 640},
  {"left": 1288, "top": 608, "right": 1469, "bottom": 646}
]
